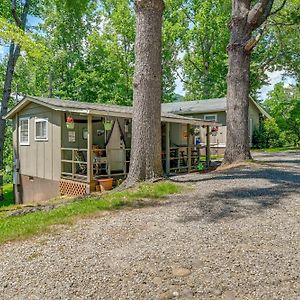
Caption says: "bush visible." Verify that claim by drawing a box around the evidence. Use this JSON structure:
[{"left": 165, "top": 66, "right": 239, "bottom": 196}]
[{"left": 252, "top": 119, "right": 285, "bottom": 149}]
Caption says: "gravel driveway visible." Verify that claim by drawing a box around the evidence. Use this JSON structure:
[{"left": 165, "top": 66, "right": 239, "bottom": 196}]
[{"left": 0, "top": 151, "right": 299, "bottom": 300}]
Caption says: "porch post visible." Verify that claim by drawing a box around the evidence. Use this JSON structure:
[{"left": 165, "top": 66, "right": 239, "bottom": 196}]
[
  {"left": 87, "top": 115, "right": 93, "bottom": 184},
  {"left": 165, "top": 122, "right": 170, "bottom": 175},
  {"left": 187, "top": 124, "right": 192, "bottom": 172},
  {"left": 206, "top": 125, "right": 211, "bottom": 167}
]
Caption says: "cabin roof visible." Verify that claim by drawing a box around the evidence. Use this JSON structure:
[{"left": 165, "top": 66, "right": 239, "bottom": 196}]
[
  {"left": 162, "top": 97, "right": 270, "bottom": 118},
  {"left": 5, "top": 96, "right": 221, "bottom": 126}
]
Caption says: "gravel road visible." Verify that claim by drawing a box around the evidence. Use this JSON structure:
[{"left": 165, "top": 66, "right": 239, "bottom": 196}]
[{"left": 0, "top": 151, "right": 299, "bottom": 300}]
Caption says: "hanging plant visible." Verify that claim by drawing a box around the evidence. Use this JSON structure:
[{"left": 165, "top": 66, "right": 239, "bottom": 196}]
[
  {"left": 66, "top": 115, "right": 75, "bottom": 129},
  {"left": 103, "top": 120, "right": 113, "bottom": 131},
  {"left": 189, "top": 126, "right": 200, "bottom": 136}
]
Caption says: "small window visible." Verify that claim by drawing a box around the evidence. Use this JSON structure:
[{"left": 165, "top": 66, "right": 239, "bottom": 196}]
[
  {"left": 19, "top": 117, "right": 30, "bottom": 146},
  {"left": 204, "top": 114, "right": 217, "bottom": 122},
  {"left": 35, "top": 118, "right": 48, "bottom": 141}
]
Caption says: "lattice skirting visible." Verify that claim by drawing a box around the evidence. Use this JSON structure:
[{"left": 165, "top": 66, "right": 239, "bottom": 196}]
[{"left": 60, "top": 179, "right": 90, "bottom": 196}]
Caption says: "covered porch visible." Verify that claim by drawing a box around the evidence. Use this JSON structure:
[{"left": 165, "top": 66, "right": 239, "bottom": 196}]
[{"left": 59, "top": 109, "right": 220, "bottom": 195}]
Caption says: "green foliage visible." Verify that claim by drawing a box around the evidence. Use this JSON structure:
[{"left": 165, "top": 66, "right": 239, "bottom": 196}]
[
  {"left": 0, "top": 181, "right": 183, "bottom": 243},
  {"left": 0, "top": 184, "right": 14, "bottom": 208},
  {"left": 264, "top": 83, "right": 300, "bottom": 146},
  {"left": 0, "top": 17, "right": 48, "bottom": 59},
  {"left": 3, "top": 121, "right": 13, "bottom": 184},
  {"left": 180, "top": 0, "right": 231, "bottom": 100},
  {"left": 252, "top": 118, "right": 285, "bottom": 149}
]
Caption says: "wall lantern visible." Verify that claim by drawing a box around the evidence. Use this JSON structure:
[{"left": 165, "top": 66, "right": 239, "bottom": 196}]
[{"left": 66, "top": 115, "right": 75, "bottom": 129}]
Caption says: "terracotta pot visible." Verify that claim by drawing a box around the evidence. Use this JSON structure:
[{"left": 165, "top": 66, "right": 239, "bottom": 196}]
[{"left": 98, "top": 178, "right": 113, "bottom": 191}]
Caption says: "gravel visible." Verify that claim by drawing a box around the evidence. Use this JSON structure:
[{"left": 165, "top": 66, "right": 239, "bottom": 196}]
[{"left": 0, "top": 151, "right": 299, "bottom": 300}]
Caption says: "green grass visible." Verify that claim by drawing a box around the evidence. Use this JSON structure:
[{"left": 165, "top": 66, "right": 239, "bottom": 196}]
[
  {"left": 252, "top": 146, "right": 300, "bottom": 153},
  {"left": 0, "top": 184, "right": 14, "bottom": 208},
  {"left": 0, "top": 181, "right": 183, "bottom": 244}
]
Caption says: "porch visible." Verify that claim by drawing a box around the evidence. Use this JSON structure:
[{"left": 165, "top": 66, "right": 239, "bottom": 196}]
[{"left": 59, "top": 112, "right": 218, "bottom": 194}]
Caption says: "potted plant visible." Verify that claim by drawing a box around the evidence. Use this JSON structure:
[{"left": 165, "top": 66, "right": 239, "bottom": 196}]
[
  {"left": 103, "top": 120, "right": 113, "bottom": 131},
  {"left": 66, "top": 116, "right": 75, "bottom": 129}
]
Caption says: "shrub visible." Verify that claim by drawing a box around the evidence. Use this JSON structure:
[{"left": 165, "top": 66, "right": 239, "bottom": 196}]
[{"left": 252, "top": 119, "right": 285, "bottom": 149}]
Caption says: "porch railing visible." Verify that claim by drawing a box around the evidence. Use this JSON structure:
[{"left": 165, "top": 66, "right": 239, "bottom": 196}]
[
  {"left": 61, "top": 148, "right": 88, "bottom": 182},
  {"left": 61, "top": 145, "right": 212, "bottom": 182}
]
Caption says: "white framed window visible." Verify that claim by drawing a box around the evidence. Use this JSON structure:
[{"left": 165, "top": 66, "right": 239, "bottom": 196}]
[
  {"left": 204, "top": 114, "right": 218, "bottom": 122},
  {"left": 19, "top": 117, "right": 30, "bottom": 146},
  {"left": 35, "top": 118, "right": 48, "bottom": 141}
]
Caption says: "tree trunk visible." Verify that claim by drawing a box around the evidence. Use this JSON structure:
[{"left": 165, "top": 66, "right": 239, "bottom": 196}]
[
  {"left": 0, "top": 0, "right": 30, "bottom": 201},
  {"left": 223, "top": 33, "right": 252, "bottom": 163},
  {"left": 223, "top": 0, "right": 280, "bottom": 165},
  {"left": 0, "top": 43, "right": 20, "bottom": 201},
  {"left": 125, "top": 0, "right": 165, "bottom": 186}
]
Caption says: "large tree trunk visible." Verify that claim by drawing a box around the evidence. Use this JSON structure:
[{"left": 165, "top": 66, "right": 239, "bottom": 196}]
[
  {"left": 223, "top": 10, "right": 252, "bottom": 164},
  {"left": 223, "top": 0, "right": 278, "bottom": 165},
  {"left": 125, "top": 0, "right": 165, "bottom": 186}
]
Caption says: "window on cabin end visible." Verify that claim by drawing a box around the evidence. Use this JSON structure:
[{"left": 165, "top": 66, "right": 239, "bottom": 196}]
[
  {"left": 19, "top": 117, "right": 30, "bottom": 145},
  {"left": 35, "top": 118, "right": 48, "bottom": 141},
  {"left": 204, "top": 114, "right": 217, "bottom": 122}
]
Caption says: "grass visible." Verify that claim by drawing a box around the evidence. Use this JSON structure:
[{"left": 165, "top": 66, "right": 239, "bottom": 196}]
[
  {"left": 0, "top": 184, "right": 14, "bottom": 208},
  {"left": 252, "top": 146, "right": 300, "bottom": 153},
  {"left": 0, "top": 181, "right": 183, "bottom": 244}
]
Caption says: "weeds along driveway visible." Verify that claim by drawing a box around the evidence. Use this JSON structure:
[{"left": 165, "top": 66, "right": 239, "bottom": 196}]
[{"left": 0, "top": 154, "right": 299, "bottom": 299}]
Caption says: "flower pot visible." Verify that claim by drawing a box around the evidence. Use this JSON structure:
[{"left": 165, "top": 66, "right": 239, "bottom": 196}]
[
  {"left": 66, "top": 122, "right": 75, "bottom": 130},
  {"left": 98, "top": 178, "right": 113, "bottom": 191},
  {"left": 104, "top": 121, "right": 113, "bottom": 131}
]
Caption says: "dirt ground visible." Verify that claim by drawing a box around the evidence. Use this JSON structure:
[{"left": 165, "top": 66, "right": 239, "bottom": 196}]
[{"left": 0, "top": 151, "right": 299, "bottom": 300}]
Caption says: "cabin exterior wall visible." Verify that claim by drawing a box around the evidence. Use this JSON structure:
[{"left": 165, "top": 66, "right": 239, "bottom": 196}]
[{"left": 13, "top": 103, "right": 61, "bottom": 203}]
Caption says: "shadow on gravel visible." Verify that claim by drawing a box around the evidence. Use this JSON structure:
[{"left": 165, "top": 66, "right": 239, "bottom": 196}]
[{"left": 178, "top": 167, "right": 300, "bottom": 223}]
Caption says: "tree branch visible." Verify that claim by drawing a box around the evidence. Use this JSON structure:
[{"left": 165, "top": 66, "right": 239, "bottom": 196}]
[
  {"left": 11, "top": 0, "right": 21, "bottom": 27},
  {"left": 244, "top": 23, "right": 267, "bottom": 52},
  {"left": 20, "top": 0, "right": 31, "bottom": 30},
  {"left": 270, "top": 0, "right": 287, "bottom": 16},
  {"left": 247, "top": 0, "right": 275, "bottom": 29}
]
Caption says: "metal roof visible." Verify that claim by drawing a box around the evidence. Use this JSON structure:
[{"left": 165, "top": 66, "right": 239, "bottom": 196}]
[
  {"left": 162, "top": 96, "right": 270, "bottom": 118},
  {"left": 5, "top": 96, "right": 220, "bottom": 126},
  {"left": 162, "top": 97, "right": 227, "bottom": 114}
]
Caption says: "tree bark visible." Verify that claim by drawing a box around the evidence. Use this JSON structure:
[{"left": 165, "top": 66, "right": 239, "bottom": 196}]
[
  {"left": 0, "top": 0, "right": 30, "bottom": 201},
  {"left": 125, "top": 0, "right": 165, "bottom": 186},
  {"left": 223, "top": 0, "right": 279, "bottom": 164},
  {"left": 223, "top": 3, "right": 252, "bottom": 163}
]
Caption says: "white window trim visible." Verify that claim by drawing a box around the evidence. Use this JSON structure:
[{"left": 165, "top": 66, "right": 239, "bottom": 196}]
[
  {"left": 35, "top": 117, "right": 49, "bottom": 141},
  {"left": 204, "top": 114, "right": 218, "bottom": 122},
  {"left": 19, "top": 117, "right": 30, "bottom": 146}
]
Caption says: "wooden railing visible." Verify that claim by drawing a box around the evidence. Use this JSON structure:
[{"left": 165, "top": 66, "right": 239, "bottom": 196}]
[
  {"left": 61, "top": 148, "right": 88, "bottom": 182},
  {"left": 61, "top": 145, "right": 210, "bottom": 182},
  {"left": 162, "top": 145, "right": 207, "bottom": 173},
  {"left": 61, "top": 147, "right": 132, "bottom": 181}
]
